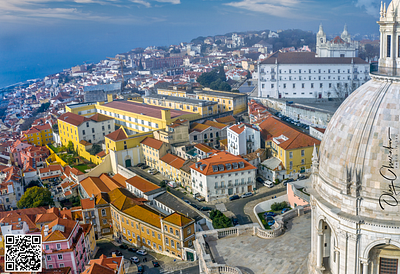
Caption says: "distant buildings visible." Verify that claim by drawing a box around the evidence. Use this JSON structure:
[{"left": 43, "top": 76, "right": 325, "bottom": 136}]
[
  {"left": 316, "top": 24, "right": 358, "bottom": 58},
  {"left": 23, "top": 123, "right": 53, "bottom": 147}
]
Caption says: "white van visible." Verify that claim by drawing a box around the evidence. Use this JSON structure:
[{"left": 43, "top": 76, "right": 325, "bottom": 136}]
[{"left": 263, "top": 180, "right": 274, "bottom": 188}]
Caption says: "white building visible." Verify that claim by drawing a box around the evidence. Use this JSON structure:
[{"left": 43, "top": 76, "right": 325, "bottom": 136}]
[
  {"left": 316, "top": 24, "right": 359, "bottom": 58},
  {"left": 227, "top": 123, "right": 261, "bottom": 156},
  {"left": 257, "top": 51, "right": 370, "bottom": 99},
  {"left": 190, "top": 151, "right": 256, "bottom": 202},
  {"left": 308, "top": 2, "right": 400, "bottom": 273}
]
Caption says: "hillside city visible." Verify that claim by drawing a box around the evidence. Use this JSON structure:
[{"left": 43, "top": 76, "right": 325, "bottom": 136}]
[{"left": 0, "top": 25, "right": 380, "bottom": 274}]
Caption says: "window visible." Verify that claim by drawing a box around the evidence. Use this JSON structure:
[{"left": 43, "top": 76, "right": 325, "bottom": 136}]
[
  {"left": 329, "top": 83, "right": 332, "bottom": 88},
  {"left": 301, "top": 150, "right": 305, "bottom": 157},
  {"left": 387, "top": 35, "right": 392, "bottom": 57},
  {"left": 175, "top": 230, "right": 179, "bottom": 236},
  {"left": 159, "top": 245, "right": 162, "bottom": 251},
  {"left": 283, "top": 83, "right": 286, "bottom": 88},
  {"left": 165, "top": 237, "right": 169, "bottom": 246},
  {"left": 152, "top": 231, "right": 155, "bottom": 237},
  {"left": 82, "top": 130, "right": 85, "bottom": 135},
  {"left": 320, "top": 83, "right": 323, "bottom": 88},
  {"left": 147, "top": 229, "right": 150, "bottom": 235},
  {"left": 58, "top": 254, "right": 63, "bottom": 260},
  {"left": 302, "top": 83, "right": 304, "bottom": 88},
  {"left": 86, "top": 122, "right": 89, "bottom": 127},
  {"left": 101, "top": 209, "right": 106, "bottom": 216},
  {"left": 60, "top": 263, "right": 64, "bottom": 268},
  {"left": 47, "top": 255, "right": 51, "bottom": 261},
  {"left": 158, "top": 234, "right": 161, "bottom": 239},
  {"left": 301, "top": 159, "right": 305, "bottom": 165},
  {"left": 170, "top": 227, "right": 173, "bottom": 234},
  {"left": 142, "top": 237, "right": 146, "bottom": 243},
  {"left": 49, "top": 265, "right": 53, "bottom": 269},
  {"left": 311, "top": 83, "right": 314, "bottom": 88},
  {"left": 271, "top": 84, "right": 274, "bottom": 88},
  {"left": 176, "top": 242, "right": 180, "bottom": 250},
  {"left": 290, "top": 161, "right": 293, "bottom": 170},
  {"left": 108, "top": 125, "right": 111, "bottom": 129},
  {"left": 171, "top": 240, "right": 175, "bottom": 248},
  {"left": 56, "top": 243, "right": 61, "bottom": 250},
  {"left": 45, "top": 245, "right": 49, "bottom": 250},
  {"left": 289, "top": 152, "right": 293, "bottom": 159},
  {"left": 293, "top": 83, "right": 295, "bottom": 88},
  {"left": 194, "top": 135, "right": 197, "bottom": 141}
]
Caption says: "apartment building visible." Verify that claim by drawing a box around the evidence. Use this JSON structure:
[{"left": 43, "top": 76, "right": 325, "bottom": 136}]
[
  {"left": 42, "top": 218, "right": 89, "bottom": 274},
  {"left": 159, "top": 153, "right": 186, "bottom": 183},
  {"left": 189, "top": 120, "right": 228, "bottom": 148},
  {"left": 143, "top": 94, "right": 218, "bottom": 117},
  {"left": 0, "top": 166, "right": 24, "bottom": 210},
  {"left": 23, "top": 123, "right": 53, "bottom": 146},
  {"left": 227, "top": 123, "right": 261, "bottom": 156},
  {"left": 66, "top": 99, "right": 199, "bottom": 135},
  {"left": 20, "top": 145, "right": 50, "bottom": 169},
  {"left": 158, "top": 87, "right": 248, "bottom": 115},
  {"left": 190, "top": 151, "right": 257, "bottom": 201},
  {"left": 153, "top": 119, "right": 189, "bottom": 145},
  {"left": 259, "top": 116, "right": 321, "bottom": 180},
  {"left": 140, "top": 137, "right": 170, "bottom": 170},
  {"left": 58, "top": 112, "right": 115, "bottom": 147}
]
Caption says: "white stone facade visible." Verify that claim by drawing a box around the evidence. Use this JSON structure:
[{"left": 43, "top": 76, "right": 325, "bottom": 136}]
[
  {"left": 227, "top": 123, "right": 261, "bottom": 156},
  {"left": 316, "top": 24, "right": 359, "bottom": 58},
  {"left": 79, "top": 117, "right": 115, "bottom": 144},
  {"left": 258, "top": 57, "right": 370, "bottom": 99},
  {"left": 309, "top": 3, "right": 400, "bottom": 272}
]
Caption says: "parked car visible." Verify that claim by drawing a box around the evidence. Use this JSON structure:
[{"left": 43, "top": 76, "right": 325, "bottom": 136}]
[
  {"left": 201, "top": 206, "right": 212, "bottom": 211},
  {"left": 183, "top": 199, "right": 191, "bottom": 205},
  {"left": 241, "top": 192, "right": 253, "bottom": 198},
  {"left": 168, "top": 181, "right": 177, "bottom": 188},
  {"left": 136, "top": 249, "right": 147, "bottom": 256},
  {"left": 128, "top": 247, "right": 138, "bottom": 252},
  {"left": 191, "top": 204, "right": 200, "bottom": 210},
  {"left": 130, "top": 257, "right": 140, "bottom": 263},
  {"left": 229, "top": 195, "right": 240, "bottom": 201},
  {"left": 281, "top": 208, "right": 290, "bottom": 214},
  {"left": 256, "top": 177, "right": 264, "bottom": 184},
  {"left": 267, "top": 220, "right": 275, "bottom": 226},
  {"left": 152, "top": 261, "right": 160, "bottom": 267},
  {"left": 111, "top": 250, "right": 122, "bottom": 256},
  {"left": 298, "top": 175, "right": 307, "bottom": 180},
  {"left": 120, "top": 244, "right": 128, "bottom": 249},
  {"left": 231, "top": 217, "right": 239, "bottom": 226},
  {"left": 140, "top": 165, "right": 149, "bottom": 170},
  {"left": 264, "top": 212, "right": 277, "bottom": 217},
  {"left": 137, "top": 265, "right": 144, "bottom": 273},
  {"left": 263, "top": 180, "right": 274, "bottom": 188},
  {"left": 136, "top": 163, "right": 145, "bottom": 167},
  {"left": 196, "top": 196, "right": 205, "bottom": 202}
]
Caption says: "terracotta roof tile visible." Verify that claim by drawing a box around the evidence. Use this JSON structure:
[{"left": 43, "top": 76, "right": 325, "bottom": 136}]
[
  {"left": 163, "top": 212, "right": 193, "bottom": 227},
  {"left": 160, "top": 153, "right": 185, "bottom": 169},
  {"left": 140, "top": 137, "right": 163, "bottom": 150},
  {"left": 259, "top": 116, "right": 321, "bottom": 150},
  {"left": 105, "top": 127, "right": 128, "bottom": 141},
  {"left": 125, "top": 176, "right": 160, "bottom": 193},
  {"left": 203, "top": 120, "right": 228, "bottom": 130}
]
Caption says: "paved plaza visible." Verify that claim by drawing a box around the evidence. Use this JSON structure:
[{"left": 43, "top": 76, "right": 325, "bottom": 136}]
[{"left": 208, "top": 214, "right": 311, "bottom": 274}]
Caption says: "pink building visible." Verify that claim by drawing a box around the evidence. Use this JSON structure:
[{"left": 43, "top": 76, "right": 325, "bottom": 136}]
[
  {"left": 286, "top": 182, "right": 310, "bottom": 208},
  {"left": 42, "top": 218, "right": 88, "bottom": 274}
]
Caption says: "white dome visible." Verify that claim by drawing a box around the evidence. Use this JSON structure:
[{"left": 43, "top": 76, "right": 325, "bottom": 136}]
[{"left": 316, "top": 75, "right": 400, "bottom": 219}]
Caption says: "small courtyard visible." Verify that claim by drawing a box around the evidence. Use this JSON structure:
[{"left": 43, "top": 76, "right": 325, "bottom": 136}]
[{"left": 208, "top": 213, "right": 311, "bottom": 274}]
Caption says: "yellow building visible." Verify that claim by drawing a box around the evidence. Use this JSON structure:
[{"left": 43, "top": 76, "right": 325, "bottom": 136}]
[
  {"left": 24, "top": 123, "right": 53, "bottom": 146},
  {"left": 58, "top": 112, "right": 114, "bottom": 148},
  {"left": 159, "top": 153, "right": 186, "bottom": 183},
  {"left": 259, "top": 116, "right": 321, "bottom": 180},
  {"left": 105, "top": 127, "right": 152, "bottom": 169},
  {"left": 109, "top": 187, "right": 195, "bottom": 260},
  {"left": 143, "top": 95, "right": 218, "bottom": 117},
  {"left": 153, "top": 119, "right": 189, "bottom": 145},
  {"left": 158, "top": 87, "right": 248, "bottom": 115},
  {"left": 140, "top": 137, "right": 170, "bottom": 170},
  {"left": 81, "top": 223, "right": 97, "bottom": 259},
  {"left": 66, "top": 99, "right": 200, "bottom": 134}
]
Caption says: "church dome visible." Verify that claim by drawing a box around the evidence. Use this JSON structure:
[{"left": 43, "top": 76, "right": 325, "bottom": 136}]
[{"left": 316, "top": 75, "right": 400, "bottom": 219}]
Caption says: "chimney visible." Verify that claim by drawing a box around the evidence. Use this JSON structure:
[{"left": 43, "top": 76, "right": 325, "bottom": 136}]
[{"left": 161, "top": 109, "right": 171, "bottom": 121}]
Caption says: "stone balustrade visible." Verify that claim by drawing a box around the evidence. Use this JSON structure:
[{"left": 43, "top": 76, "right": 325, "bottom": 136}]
[
  {"left": 217, "top": 227, "right": 238, "bottom": 238},
  {"left": 209, "top": 266, "right": 242, "bottom": 274},
  {"left": 253, "top": 224, "right": 283, "bottom": 239}
]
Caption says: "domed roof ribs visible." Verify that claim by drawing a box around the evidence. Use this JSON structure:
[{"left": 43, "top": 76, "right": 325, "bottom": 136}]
[{"left": 347, "top": 81, "right": 391, "bottom": 204}]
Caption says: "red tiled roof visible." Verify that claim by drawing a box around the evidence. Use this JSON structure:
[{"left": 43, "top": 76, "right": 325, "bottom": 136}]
[
  {"left": 203, "top": 120, "right": 228, "bottom": 130},
  {"left": 103, "top": 100, "right": 191, "bottom": 119},
  {"left": 140, "top": 137, "right": 163, "bottom": 150},
  {"left": 58, "top": 112, "right": 87, "bottom": 127},
  {"left": 190, "top": 151, "right": 256, "bottom": 176},
  {"left": 160, "top": 153, "right": 185, "bottom": 169},
  {"left": 105, "top": 128, "right": 127, "bottom": 141},
  {"left": 228, "top": 123, "right": 259, "bottom": 135},
  {"left": 125, "top": 176, "right": 160, "bottom": 193},
  {"left": 259, "top": 116, "right": 321, "bottom": 150}
]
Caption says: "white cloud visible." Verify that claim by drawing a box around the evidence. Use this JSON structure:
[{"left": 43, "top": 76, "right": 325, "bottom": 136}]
[
  {"left": 130, "top": 0, "right": 151, "bottom": 8},
  {"left": 354, "top": 0, "right": 379, "bottom": 17},
  {"left": 225, "top": 0, "right": 304, "bottom": 18},
  {"left": 155, "top": 0, "right": 180, "bottom": 4}
]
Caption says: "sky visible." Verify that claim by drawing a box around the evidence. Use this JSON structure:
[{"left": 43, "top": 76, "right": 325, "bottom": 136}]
[{"left": 0, "top": 0, "right": 382, "bottom": 88}]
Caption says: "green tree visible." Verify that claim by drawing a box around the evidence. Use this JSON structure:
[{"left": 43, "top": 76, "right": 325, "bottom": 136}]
[
  {"left": 218, "top": 66, "right": 226, "bottom": 81},
  {"left": 52, "top": 123, "right": 59, "bottom": 134},
  {"left": 218, "top": 81, "right": 231, "bottom": 91},
  {"left": 17, "top": 186, "right": 54, "bottom": 208},
  {"left": 89, "top": 144, "right": 102, "bottom": 156},
  {"left": 67, "top": 141, "right": 75, "bottom": 154},
  {"left": 24, "top": 180, "right": 41, "bottom": 191}
]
